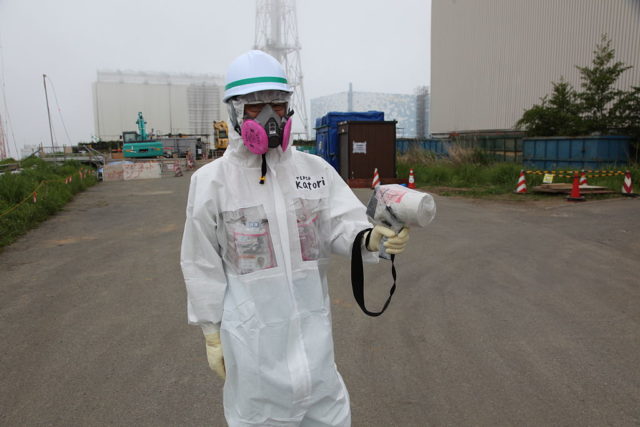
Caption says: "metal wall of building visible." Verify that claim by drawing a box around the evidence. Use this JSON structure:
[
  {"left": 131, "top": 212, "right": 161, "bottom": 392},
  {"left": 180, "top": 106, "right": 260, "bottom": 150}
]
[
  {"left": 431, "top": 0, "right": 640, "bottom": 134},
  {"left": 93, "top": 71, "right": 226, "bottom": 141}
]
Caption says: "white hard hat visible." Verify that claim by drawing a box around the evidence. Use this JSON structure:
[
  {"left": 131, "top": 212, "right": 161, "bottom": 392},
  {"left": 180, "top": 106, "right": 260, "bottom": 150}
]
[{"left": 223, "top": 50, "right": 292, "bottom": 102}]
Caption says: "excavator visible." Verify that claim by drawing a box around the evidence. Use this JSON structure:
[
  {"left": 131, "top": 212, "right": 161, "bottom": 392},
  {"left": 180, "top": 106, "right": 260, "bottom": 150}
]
[
  {"left": 213, "top": 120, "right": 229, "bottom": 155},
  {"left": 123, "top": 112, "right": 164, "bottom": 158}
]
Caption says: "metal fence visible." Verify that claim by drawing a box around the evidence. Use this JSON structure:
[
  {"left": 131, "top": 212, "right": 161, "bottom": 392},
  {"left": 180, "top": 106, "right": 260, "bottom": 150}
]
[
  {"left": 400, "top": 132, "right": 526, "bottom": 162},
  {"left": 449, "top": 134, "right": 523, "bottom": 162},
  {"left": 396, "top": 138, "right": 450, "bottom": 157}
]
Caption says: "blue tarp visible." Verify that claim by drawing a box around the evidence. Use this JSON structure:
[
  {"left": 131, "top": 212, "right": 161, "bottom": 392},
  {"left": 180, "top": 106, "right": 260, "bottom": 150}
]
[{"left": 315, "top": 111, "right": 384, "bottom": 171}]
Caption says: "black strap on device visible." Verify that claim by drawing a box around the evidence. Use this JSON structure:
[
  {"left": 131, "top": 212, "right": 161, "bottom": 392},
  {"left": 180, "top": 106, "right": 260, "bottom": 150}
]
[{"left": 351, "top": 228, "right": 397, "bottom": 317}]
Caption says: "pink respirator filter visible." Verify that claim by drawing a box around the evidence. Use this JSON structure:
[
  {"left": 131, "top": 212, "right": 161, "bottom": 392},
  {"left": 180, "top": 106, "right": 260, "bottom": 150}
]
[
  {"left": 241, "top": 118, "right": 292, "bottom": 154},
  {"left": 240, "top": 120, "right": 269, "bottom": 155},
  {"left": 281, "top": 118, "right": 292, "bottom": 152}
]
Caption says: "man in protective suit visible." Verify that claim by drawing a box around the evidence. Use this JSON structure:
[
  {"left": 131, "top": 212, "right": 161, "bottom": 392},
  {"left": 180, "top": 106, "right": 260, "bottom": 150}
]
[{"left": 181, "top": 50, "right": 409, "bottom": 427}]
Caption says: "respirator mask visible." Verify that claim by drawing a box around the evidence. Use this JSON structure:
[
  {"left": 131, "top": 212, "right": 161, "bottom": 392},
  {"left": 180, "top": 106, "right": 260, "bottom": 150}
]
[
  {"left": 227, "top": 91, "right": 295, "bottom": 184},
  {"left": 228, "top": 91, "right": 294, "bottom": 155},
  {"left": 241, "top": 103, "right": 294, "bottom": 155}
]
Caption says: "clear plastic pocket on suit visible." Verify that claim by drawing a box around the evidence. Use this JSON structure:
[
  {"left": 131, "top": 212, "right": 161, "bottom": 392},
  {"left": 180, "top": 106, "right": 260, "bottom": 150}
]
[
  {"left": 293, "top": 198, "right": 327, "bottom": 261},
  {"left": 221, "top": 205, "right": 277, "bottom": 275}
]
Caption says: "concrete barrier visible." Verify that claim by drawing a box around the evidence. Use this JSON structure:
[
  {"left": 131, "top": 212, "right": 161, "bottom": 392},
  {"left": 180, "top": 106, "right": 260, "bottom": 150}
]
[
  {"left": 103, "top": 163, "right": 124, "bottom": 181},
  {"left": 103, "top": 159, "right": 186, "bottom": 181},
  {"left": 123, "top": 162, "right": 162, "bottom": 180}
]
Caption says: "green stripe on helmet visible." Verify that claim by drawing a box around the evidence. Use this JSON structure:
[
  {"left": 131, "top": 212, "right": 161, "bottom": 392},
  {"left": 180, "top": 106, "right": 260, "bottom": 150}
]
[{"left": 225, "top": 76, "right": 288, "bottom": 90}]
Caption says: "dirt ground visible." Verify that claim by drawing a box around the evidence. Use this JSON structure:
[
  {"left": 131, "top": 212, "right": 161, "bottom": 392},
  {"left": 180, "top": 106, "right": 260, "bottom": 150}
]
[{"left": 1, "top": 173, "right": 639, "bottom": 426}]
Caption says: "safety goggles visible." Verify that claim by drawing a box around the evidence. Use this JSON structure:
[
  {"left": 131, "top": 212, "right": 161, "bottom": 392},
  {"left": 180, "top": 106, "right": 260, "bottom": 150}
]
[{"left": 244, "top": 102, "right": 288, "bottom": 115}]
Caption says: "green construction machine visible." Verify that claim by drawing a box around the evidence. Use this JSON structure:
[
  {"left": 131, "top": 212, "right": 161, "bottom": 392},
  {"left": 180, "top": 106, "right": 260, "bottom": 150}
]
[{"left": 123, "top": 112, "right": 164, "bottom": 158}]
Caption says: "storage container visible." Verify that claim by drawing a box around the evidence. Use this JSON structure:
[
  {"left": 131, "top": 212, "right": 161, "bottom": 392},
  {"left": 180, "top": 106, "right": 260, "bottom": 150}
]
[
  {"left": 315, "top": 111, "right": 384, "bottom": 172},
  {"left": 338, "top": 121, "right": 397, "bottom": 181}
]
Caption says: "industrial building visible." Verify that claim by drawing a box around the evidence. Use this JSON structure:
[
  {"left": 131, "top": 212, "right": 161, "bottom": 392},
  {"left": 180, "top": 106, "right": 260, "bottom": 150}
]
[
  {"left": 431, "top": 0, "right": 640, "bottom": 135},
  {"left": 92, "top": 71, "right": 227, "bottom": 141},
  {"left": 310, "top": 86, "right": 430, "bottom": 138}
]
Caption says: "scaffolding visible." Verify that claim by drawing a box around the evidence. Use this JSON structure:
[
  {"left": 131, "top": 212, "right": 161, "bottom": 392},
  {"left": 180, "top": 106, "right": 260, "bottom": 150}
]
[{"left": 187, "top": 84, "right": 221, "bottom": 136}]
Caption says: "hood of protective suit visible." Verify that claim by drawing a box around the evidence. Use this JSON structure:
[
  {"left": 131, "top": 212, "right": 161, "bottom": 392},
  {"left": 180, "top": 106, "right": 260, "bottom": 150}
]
[{"left": 224, "top": 89, "right": 294, "bottom": 181}]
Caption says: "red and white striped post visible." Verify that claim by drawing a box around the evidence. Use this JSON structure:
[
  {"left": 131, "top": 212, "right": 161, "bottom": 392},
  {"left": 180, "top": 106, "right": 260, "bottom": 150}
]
[
  {"left": 371, "top": 168, "right": 380, "bottom": 188},
  {"left": 174, "top": 160, "right": 183, "bottom": 177},
  {"left": 514, "top": 170, "right": 527, "bottom": 194},
  {"left": 622, "top": 170, "right": 636, "bottom": 197},
  {"left": 579, "top": 170, "right": 588, "bottom": 186}
]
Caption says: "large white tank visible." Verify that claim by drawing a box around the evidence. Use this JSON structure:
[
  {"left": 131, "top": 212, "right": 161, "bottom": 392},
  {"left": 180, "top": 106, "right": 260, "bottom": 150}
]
[{"left": 93, "top": 70, "right": 228, "bottom": 141}]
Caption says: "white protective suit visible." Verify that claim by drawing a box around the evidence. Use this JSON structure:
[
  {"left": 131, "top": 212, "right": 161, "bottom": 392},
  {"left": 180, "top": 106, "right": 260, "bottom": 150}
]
[{"left": 181, "top": 131, "right": 378, "bottom": 426}]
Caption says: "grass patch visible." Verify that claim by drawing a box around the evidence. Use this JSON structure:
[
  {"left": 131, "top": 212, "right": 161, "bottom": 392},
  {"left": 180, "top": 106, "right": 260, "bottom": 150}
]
[
  {"left": 0, "top": 158, "right": 97, "bottom": 248},
  {"left": 0, "top": 157, "right": 19, "bottom": 165}
]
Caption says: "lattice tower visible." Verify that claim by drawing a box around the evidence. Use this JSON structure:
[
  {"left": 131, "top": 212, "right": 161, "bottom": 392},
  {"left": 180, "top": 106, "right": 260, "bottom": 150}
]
[{"left": 254, "top": 0, "right": 309, "bottom": 139}]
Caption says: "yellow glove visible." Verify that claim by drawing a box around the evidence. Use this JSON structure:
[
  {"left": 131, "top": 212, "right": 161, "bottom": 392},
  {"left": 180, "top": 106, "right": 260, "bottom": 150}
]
[
  {"left": 204, "top": 331, "right": 226, "bottom": 380},
  {"left": 366, "top": 225, "right": 410, "bottom": 254}
]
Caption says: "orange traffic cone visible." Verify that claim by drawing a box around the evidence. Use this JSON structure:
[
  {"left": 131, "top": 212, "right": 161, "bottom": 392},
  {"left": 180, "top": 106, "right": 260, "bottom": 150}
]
[
  {"left": 514, "top": 170, "right": 527, "bottom": 194},
  {"left": 408, "top": 169, "right": 416, "bottom": 189},
  {"left": 579, "top": 170, "right": 588, "bottom": 186},
  {"left": 567, "top": 172, "right": 585, "bottom": 201},
  {"left": 371, "top": 168, "right": 380, "bottom": 188},
  {"left": 622, "top": 170, "right": 637, "bottom": 197}
]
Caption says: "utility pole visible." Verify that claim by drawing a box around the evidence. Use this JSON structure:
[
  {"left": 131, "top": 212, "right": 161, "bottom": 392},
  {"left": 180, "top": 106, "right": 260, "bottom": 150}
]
[
  {"left": 0, "top": 113, "right": 7, "bottom": 160},
  {"left": 43, "top": 74, "right": 54, "bottom": 155}
]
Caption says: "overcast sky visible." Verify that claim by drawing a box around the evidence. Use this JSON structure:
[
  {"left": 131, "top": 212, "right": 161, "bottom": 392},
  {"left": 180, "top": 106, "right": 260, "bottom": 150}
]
[{"left": 0, "top": 0, "right": 431, "bottom": 157}]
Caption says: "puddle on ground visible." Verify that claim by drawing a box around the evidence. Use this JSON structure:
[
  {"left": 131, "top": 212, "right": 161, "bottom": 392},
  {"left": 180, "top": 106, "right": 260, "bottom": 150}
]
[
  {"left": 159, "top": 224, "right": 178, "bottom": 233},
  {"left": 129, "top": 191, "right": 174, "bottom": 196},
  {"left": 45, "top": 236, "right": 98, "bottom": 246}
]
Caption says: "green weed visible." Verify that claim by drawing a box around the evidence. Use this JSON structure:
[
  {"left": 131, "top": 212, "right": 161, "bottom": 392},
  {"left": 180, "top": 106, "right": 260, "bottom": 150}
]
[{"left": 0, "top": 159, "right": 97, "bottom": 248}]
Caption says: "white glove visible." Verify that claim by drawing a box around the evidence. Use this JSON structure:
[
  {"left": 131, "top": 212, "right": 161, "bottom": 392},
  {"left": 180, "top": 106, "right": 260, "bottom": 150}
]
[
  {"left": 204, "top": 331, "right": 226, "bottom": 380},
  {"left": 366, "top": 225, "right": 410, "bottom": 254}
]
